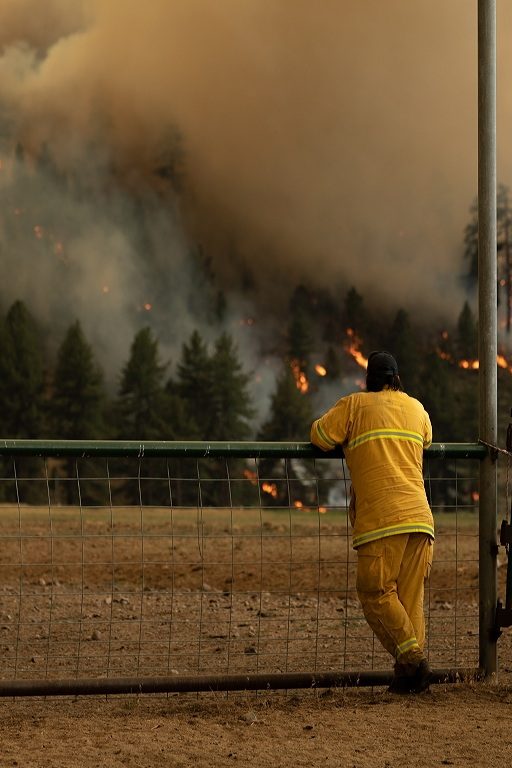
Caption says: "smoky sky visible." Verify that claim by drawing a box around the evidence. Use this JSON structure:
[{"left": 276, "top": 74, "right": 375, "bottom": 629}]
[{"left": 1, "top": 0, "right": 512, "bottom": 348}]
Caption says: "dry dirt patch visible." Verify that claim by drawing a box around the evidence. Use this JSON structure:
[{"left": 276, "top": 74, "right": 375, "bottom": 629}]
[{"left": 1, "top": 684, "right": 512, "bottom": 767}]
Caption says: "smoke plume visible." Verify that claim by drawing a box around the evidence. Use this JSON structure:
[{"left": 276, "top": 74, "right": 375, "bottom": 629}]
[{"left": 1, "top": 0, "right": 512, "bottom": 375}]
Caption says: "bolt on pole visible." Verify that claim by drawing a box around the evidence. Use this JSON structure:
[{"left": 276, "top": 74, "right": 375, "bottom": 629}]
[{"left": 478, "top": 0, "right": 498, "bottom": 678}]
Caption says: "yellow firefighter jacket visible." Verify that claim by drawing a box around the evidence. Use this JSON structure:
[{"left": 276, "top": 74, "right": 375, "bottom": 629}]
[{"left": 310, "top": 389, "right": 434, "bottom": 548}]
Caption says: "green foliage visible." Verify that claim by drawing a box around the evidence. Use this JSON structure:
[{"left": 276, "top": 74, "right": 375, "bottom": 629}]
[
  {"left": 258, "top": 363, "right": 315, "bottom": 506},
  {"left": 0, "top": 300, "right": 45, "bottom": 437},
  {"left": 456, "top": 301, "right": 477, "bottom": 359},
  {"left": 210, "top": 333, "right": 254, "bottom": 440},
  {"left": 115, "top": 326, "right": 168, "bottom": 440},
  {"left": 287, "top": 286, "right": 315, "bottom": 372},
  {"left": 417, "top": 352, "right": 459, "bottom": 441},
  {"left": 343, "top": 287, "right": 367, "bottom": 336},
  {"left": 259, "top": 363, "right": 313, "bottom": 441},
  {"left": 325, "top": 345, "right": 342, "bottom": 381},
  {"left": 386, "top": 309, "right": 420, "bottom": 395},
  {"left": 51, "top": 321, "right": 105, "bottom": 439},
  {"left": 176, "top": 330, "right": 215, "bottom": 439}
]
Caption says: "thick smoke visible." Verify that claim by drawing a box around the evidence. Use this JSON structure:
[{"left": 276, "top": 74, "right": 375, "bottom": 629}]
[{"left": 1, "top": 0, "right": 512, "bottom": 375}]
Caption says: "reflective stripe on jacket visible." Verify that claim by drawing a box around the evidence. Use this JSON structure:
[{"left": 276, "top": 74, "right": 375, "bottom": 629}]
[{"left": 311, "top": 389, "right": 434, "bottom": 548}]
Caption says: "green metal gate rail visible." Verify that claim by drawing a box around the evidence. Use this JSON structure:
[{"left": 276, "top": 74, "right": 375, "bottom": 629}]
[
  {"left": 0, "top": 440, "right": 488, "bottom": 696},
  {"left": 0, "top": 439, "right": 487, "bottom": 460}
]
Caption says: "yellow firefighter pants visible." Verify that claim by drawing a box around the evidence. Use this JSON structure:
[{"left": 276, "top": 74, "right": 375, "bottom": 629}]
[{"left": 356, "top": 533, "right": 434, "bottom": 663}]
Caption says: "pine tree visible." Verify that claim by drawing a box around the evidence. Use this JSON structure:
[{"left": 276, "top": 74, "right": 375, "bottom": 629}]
[
  {"left": 258, "top": 363, "right": 314, "bottom": 506},
  {"left": 259, "top": 363, "right": 313, "bottom": 441},
  {"left": 51, "top": 321, "right": 106, "bottom": 506},
  {"left": 287, "top": 286, "right": 314, "bottom": 374},
  {"left": 343, "top": 287, "right": 367, "bottom": 336},
  {"left": 325, "top": 345, "right": 342, "bottom": 381},
  {"left": 176, "top": 330, "right": 214, "bottom": 439},
  {"left": 386, "top": 309, "right": 420, "bottom": 395},
  {"left": 210, "top": 333, "right": 254, "bottom": 440},
  {"left": 116, "top": 327, "right": 168, "bottom": 439},
  {"left": 0, "top": 300, "right": 45, "bottom": 437},
  {"left": 417, "top": 351, "right": 455, "bottom": 441},
  {"left": 51, "top": 321, "right": 105, "bottom": 439},
  {"left": 456, "top": 301, "right": 478, "bottom": 360}
]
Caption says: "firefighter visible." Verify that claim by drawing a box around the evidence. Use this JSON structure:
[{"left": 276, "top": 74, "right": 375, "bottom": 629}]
[{"left": 310, "top": 351, "right": 434, "bottom": 694}]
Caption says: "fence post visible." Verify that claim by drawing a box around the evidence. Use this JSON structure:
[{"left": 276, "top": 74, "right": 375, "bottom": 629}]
[{"left": 478, "top": 0, "right": 498, "bottom": 678}]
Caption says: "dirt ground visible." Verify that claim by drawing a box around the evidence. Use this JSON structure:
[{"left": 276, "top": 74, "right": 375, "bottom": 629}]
[
  {"left": 2, "top": 683, "right": 512, "bottom": 767},
  {"left": 0, "top": 503, "right": 511, "bottom": 765}
]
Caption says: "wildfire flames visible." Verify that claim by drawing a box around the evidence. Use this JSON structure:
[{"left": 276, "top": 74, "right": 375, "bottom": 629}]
[
  {"left": 438, "top": 332, "right": 512, "bottom": 373},
  {"left": 243, "top": 468, "right": 258, "bottom": 485},
  {"left": 290, "top": 359, "right": 309, "bottom": 394},
  {"left": 346, "top": 326, "right": 512, "bottom": 377},
  {"left": 345, "top": 328, "right": 368, "bottom": 369},
  {"left": 261, "top": 482, "right": 278, "bottom": 498}
]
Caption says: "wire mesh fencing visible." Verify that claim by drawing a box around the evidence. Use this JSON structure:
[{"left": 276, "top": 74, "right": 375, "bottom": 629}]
[{"left": 0, "top": 442, "right": 484, "bottom": 691}]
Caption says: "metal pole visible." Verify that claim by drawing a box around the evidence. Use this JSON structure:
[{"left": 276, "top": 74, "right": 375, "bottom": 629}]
[
  {"left": 0, "top": 668, "right": 478, "bottom": 698},
  {"left": 478, "top": 0, "right": 498, "bottom": 678},
  {"left": 0, "top": 438, "right": 487, "bottom": 460}
]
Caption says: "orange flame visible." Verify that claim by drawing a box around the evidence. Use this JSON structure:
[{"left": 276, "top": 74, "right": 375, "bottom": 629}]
[
  {"left": 345, "top": 328, "right": 368, "bottom": 369},
  {"left": 262, "top": 482, "right": 278, "bottom": 498},
  {"left": 315, "top": 364, "right": 327, "bottom": 377},
  {"left": 293, "top": 500, "right": 303, "bottom": 509},
  {"left": 458, "top": 355, "right": 512, "bottom": 373},
  {"left": 243, "top": 468, "right": 257, "bottom": 486},
  {"left": 290, "top": 359, "right": 309, "bottom": 394}
]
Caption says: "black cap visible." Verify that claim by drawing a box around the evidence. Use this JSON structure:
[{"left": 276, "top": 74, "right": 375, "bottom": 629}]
[{"left": 367, "top": 351, "right": 398, "bottom": 376}]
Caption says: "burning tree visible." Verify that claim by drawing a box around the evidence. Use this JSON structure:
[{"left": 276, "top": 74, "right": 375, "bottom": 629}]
[{"left": 257, "top": 362, "right": 318, "bottom": 507}]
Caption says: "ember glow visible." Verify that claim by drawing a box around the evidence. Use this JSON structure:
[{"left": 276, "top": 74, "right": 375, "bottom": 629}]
[
  {"left": 262, "top": 482, "right": 278, "bottom": 498},
  {"left": 243, "top": 468, "right": 257, "bottom": 485},
  {"left": 436, "top": 338, "right": 512, "bottom": 374},
  {"left": 315, "top": 364, "right": 327, "bottom": 377},
  {"left": 455, "top": 356, "right": 512, "bottom": 373},
  {"left": 345, "top": 328, "right": 368, "bottom": 369},
  {"left": 290, "top": 359, "right": 309, "bottom": 394}
]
